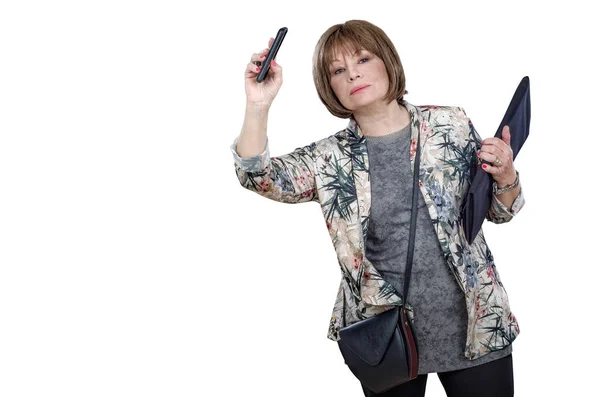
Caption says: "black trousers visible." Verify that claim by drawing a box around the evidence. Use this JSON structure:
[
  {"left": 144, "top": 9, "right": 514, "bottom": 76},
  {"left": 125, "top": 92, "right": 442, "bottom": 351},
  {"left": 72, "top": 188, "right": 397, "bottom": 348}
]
[{"left": 361, "top": 354, "right": 514, "bottom": 397}]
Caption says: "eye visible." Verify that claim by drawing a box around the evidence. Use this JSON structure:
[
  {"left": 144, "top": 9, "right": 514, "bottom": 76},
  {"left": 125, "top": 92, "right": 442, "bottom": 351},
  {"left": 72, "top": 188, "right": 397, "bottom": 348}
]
[{"left": 333, "top": 58, "right": 369, "bottom": 75}]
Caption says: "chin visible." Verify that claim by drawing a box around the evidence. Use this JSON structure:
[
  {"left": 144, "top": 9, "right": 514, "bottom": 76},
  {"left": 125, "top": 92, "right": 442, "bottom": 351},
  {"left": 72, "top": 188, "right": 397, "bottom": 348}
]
[{"left": 350, "top": 95, "right": 380, "bottom": 109}]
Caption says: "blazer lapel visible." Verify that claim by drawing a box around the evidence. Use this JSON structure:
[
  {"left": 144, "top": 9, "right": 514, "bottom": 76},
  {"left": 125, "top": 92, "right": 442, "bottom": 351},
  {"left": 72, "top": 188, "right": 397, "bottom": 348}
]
[
  {"left": 404, "top": 102, "right": 440, "bottom": 222},
  {"left": 343, "top": 104, "right": 401, "bottom": 307}
]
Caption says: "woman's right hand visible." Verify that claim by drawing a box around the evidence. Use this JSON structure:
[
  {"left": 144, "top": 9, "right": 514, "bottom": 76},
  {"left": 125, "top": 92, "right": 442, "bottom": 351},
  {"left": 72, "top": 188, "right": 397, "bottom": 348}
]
[{"left": 245, "top": 37, "right": 283, "bottom": 109}]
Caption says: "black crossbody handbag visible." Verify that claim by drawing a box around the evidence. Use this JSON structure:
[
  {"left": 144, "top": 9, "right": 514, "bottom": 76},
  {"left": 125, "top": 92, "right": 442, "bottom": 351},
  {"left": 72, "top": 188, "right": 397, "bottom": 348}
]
[{"left": 337, "top": 128, "right": 421, "bottom": 394}]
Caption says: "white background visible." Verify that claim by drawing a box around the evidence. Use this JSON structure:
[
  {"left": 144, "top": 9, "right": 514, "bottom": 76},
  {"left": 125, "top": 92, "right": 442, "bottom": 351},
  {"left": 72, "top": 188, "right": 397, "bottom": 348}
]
[{"left": 1, "top": 0, "right": 598, "bottom": 396}]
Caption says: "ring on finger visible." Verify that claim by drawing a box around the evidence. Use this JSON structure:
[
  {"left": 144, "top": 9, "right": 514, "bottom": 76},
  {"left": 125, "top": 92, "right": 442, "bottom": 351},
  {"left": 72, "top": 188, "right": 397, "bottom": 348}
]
[
  {"left": 253, "top": 60, "right": 262, "bottom": 66},
  {"left": 494, "top": 156, "right": 503, "bottom": 167}
]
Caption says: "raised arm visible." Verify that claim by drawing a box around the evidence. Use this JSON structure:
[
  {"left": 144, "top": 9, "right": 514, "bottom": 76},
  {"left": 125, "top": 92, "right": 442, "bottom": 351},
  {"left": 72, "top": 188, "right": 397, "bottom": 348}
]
[{"left": 231, "top": 37, "right": 318, "bottom": 204}]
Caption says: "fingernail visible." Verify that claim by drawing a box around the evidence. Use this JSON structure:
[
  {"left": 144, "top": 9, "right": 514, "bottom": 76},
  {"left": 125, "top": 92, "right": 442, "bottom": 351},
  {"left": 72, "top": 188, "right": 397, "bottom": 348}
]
[
  {"left": 256, "top": 67, "right": 260, "bottom": 72},
  {"left": 477, "top": 152, "right": 480, "bottom": 157},
  {"left": 271, "top": 60, "right": 277, "bottom": 66},
  {"left": 482, "top": 164, "right": 488, "bottom": 169},
  {"left": 260, "top": 55, "right": 265, "bottom": 58}
]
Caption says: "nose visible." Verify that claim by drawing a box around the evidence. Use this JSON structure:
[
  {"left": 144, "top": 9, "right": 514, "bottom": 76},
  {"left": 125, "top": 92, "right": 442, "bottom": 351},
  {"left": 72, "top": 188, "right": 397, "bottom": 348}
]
[
  {"left": 346, "top": 64, "right": 361, "bottom": 81},
  {"left": 348, "top": 70, "right": 361, "bottom": 81}
]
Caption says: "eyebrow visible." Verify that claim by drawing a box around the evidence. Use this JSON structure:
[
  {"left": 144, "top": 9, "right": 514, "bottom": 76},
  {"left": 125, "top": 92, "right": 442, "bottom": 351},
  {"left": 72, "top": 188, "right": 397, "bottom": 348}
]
[{"left": 330, "top": 49, "right": 365, "bottom": 63}]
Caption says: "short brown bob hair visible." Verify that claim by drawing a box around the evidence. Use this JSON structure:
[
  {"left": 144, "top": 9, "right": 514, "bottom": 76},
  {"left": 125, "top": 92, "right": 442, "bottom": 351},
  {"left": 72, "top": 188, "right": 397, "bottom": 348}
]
[{"left": 312, "top": 20, "right": 408, "bottom": 119}]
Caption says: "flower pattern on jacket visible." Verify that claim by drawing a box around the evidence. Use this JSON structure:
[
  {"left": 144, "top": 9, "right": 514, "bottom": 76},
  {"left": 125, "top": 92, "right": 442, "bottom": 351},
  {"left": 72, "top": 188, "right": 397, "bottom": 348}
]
[{"left": 230, "top": 100, "right": 525, "bottom": 360}]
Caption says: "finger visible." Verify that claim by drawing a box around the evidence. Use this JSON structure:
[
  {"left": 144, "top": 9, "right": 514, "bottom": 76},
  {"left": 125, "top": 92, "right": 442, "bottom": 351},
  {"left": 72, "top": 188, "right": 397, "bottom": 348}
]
[
  {"left": 502, "top": 125, "right": 511, "bottom": 146},
  {"left": 479, "top": 141, "right": 503, "bottom": 157},
  {"left": 254, "top": 47, "right": 275, "bottom": 65},
  {"left": 481, "top": 137, "right": 510, "bottom": 156},
  {"left": 250, "top": 50, "right": 267, "bottom": 66},
  {"left": 246, "top": 61, "right": 263, "bottom": 76},
  {"left": 479, "top": 147, "right": 512, "bottom": 169},
  {"left": 481, "top": 163, "right": 500, "bottom": 175},
  {"left": 246, "top": 58, "right": 281, "bottom": 79},
  {"left": 478, "top": 150, "right": 500, "bottom": 165},
  {"left": 267, "top": 59, "right": 283, "bottom": 84},
  {"left": 270, "top": 58, "right": 281, "bottom": 71},
  {"left": 264, "top": 46, "right": 278, "bottom": 62},
  {"left": 266, "top": 59, "right": 280, "bottom": 78},
  {"left": 265, "top": 37, "right": 278, "bottom": 61}
]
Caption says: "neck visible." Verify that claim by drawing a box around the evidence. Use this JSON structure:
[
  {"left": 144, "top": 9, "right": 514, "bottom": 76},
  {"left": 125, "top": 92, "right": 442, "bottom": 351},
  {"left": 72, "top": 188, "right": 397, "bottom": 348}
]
[{"left": 353, "top": 100, "right": 410, "bottom": 137}]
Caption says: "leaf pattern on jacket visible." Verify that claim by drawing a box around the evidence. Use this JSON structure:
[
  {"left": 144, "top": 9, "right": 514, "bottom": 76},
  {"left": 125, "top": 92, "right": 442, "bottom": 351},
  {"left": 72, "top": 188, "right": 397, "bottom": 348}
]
[{"left": 231, "top": 100, "right": 525, "bottom": 360}]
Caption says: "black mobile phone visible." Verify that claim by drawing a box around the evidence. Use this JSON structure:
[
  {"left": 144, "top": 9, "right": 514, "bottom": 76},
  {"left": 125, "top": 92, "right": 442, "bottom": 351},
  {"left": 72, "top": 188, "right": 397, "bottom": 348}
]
[{"left": 256, "top": 27, "right": 287, "bottom": 83}]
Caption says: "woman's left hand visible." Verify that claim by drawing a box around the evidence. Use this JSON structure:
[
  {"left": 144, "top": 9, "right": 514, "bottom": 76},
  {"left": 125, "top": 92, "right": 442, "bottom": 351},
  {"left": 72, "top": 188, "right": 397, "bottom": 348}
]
[{"left": 478, "top": 125, "right": 517, "bottom": 187}]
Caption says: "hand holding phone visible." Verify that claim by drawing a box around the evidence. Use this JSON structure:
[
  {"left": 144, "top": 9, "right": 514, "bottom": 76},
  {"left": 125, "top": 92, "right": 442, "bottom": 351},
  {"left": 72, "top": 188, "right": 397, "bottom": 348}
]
[{"left": 256, "top": 27, "right": 287, "bottom": 83}]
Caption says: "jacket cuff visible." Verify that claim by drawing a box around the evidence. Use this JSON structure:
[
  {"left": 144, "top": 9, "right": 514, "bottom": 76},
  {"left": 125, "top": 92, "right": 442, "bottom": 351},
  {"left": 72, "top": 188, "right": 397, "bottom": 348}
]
[
  {"left": 230, "top": 136, "right": 270, "bottom": 173},
  {"left": 490, "top": 185, "right": 525, "bottom": 218}
]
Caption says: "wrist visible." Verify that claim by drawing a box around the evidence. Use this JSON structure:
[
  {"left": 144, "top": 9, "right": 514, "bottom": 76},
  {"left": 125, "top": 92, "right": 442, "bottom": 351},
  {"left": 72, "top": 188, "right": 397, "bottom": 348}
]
[
  {"left": 493, "top": 171, "right": 520, "bottom": 195},
  {"left": 246, "top": 102, "right": 271, "bottom": 114},
  {"left": 497, "top": 171, "right": 518, "bottom": 189}
]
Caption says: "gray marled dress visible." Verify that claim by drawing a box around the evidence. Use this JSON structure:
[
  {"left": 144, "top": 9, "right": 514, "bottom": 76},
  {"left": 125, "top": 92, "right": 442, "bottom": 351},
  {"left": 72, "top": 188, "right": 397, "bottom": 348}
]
[{"left": 364, "top": 123, "right": 512, "bottom": 375}]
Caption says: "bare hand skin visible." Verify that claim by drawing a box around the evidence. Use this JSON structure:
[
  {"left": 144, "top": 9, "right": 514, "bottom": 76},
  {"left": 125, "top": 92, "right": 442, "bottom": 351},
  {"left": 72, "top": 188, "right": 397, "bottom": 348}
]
[
  {"left": 244, "top": 37, "right": 283, "bottom": 110},
  {"left": 236, "top": 38, "right": 284, "bottom": 159},
  {"left": 479, "top": 125, "right": 520, "bottom": 209}
]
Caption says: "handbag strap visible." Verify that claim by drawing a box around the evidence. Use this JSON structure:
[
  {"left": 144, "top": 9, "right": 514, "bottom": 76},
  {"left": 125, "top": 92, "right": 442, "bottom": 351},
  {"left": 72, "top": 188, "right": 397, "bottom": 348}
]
[{"left": 402, "top": 124, "right": 421, "bottom": 309}]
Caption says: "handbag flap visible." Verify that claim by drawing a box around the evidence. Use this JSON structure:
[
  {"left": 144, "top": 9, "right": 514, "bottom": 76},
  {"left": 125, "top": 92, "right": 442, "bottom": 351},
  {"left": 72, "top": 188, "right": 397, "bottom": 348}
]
[{"left": 338, "top": 308, "right": 400, "bottom": 366}]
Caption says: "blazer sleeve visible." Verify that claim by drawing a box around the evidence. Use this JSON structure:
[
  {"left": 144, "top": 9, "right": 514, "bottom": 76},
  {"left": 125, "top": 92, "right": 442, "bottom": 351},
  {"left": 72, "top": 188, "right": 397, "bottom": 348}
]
[
  {"left": 230, "top": 136, "right": 318, "bottom": 204},
  {"left": 457, "top": 107, "right": 525, "bottom": 224}
]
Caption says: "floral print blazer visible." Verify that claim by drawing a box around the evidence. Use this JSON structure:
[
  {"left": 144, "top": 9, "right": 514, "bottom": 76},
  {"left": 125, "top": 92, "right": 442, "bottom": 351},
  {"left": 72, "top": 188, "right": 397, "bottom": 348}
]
[{"left": 230, "top": 100, "right": 525, "bottom": 360}]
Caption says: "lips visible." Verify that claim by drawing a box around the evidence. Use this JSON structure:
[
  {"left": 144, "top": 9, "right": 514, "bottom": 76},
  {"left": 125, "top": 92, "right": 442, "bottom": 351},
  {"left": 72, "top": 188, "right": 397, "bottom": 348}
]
[{"left": 350, "top": 85, "right": 370, "bottom": 95}]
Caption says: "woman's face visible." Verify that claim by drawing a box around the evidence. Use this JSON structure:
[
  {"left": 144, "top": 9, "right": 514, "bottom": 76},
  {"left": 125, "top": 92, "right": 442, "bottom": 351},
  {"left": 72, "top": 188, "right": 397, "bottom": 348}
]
[{"left": 328, "top": 48, "right": 389, "bottom": 112}]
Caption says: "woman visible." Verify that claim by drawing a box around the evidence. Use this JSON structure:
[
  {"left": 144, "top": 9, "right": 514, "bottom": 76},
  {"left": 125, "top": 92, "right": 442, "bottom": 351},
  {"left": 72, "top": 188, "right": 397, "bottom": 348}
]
[{"left": 230, "top": 20, "right": 523, "bottom": 397}]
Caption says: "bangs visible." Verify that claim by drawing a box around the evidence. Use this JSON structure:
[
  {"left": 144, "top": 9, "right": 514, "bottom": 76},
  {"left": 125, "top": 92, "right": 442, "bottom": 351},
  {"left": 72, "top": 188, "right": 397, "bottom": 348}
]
[{"left": 322, "top": 31, "right": 370, "bottom": 72}]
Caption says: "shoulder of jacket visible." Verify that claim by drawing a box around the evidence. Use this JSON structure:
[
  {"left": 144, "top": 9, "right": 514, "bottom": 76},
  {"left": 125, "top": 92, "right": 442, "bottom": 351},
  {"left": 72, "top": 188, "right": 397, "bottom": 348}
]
[
  {"left": 420, "top": 105, "right": 470, "bottom": 129},
  {"left": 416, "top": 105, "right": 471, "bottom": 142},
  {"left": 417, "top": 104, "right": 463, "bottom": 117},
  {"left": 299, "top": 131, "right": 344, "bottom": 159}
]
